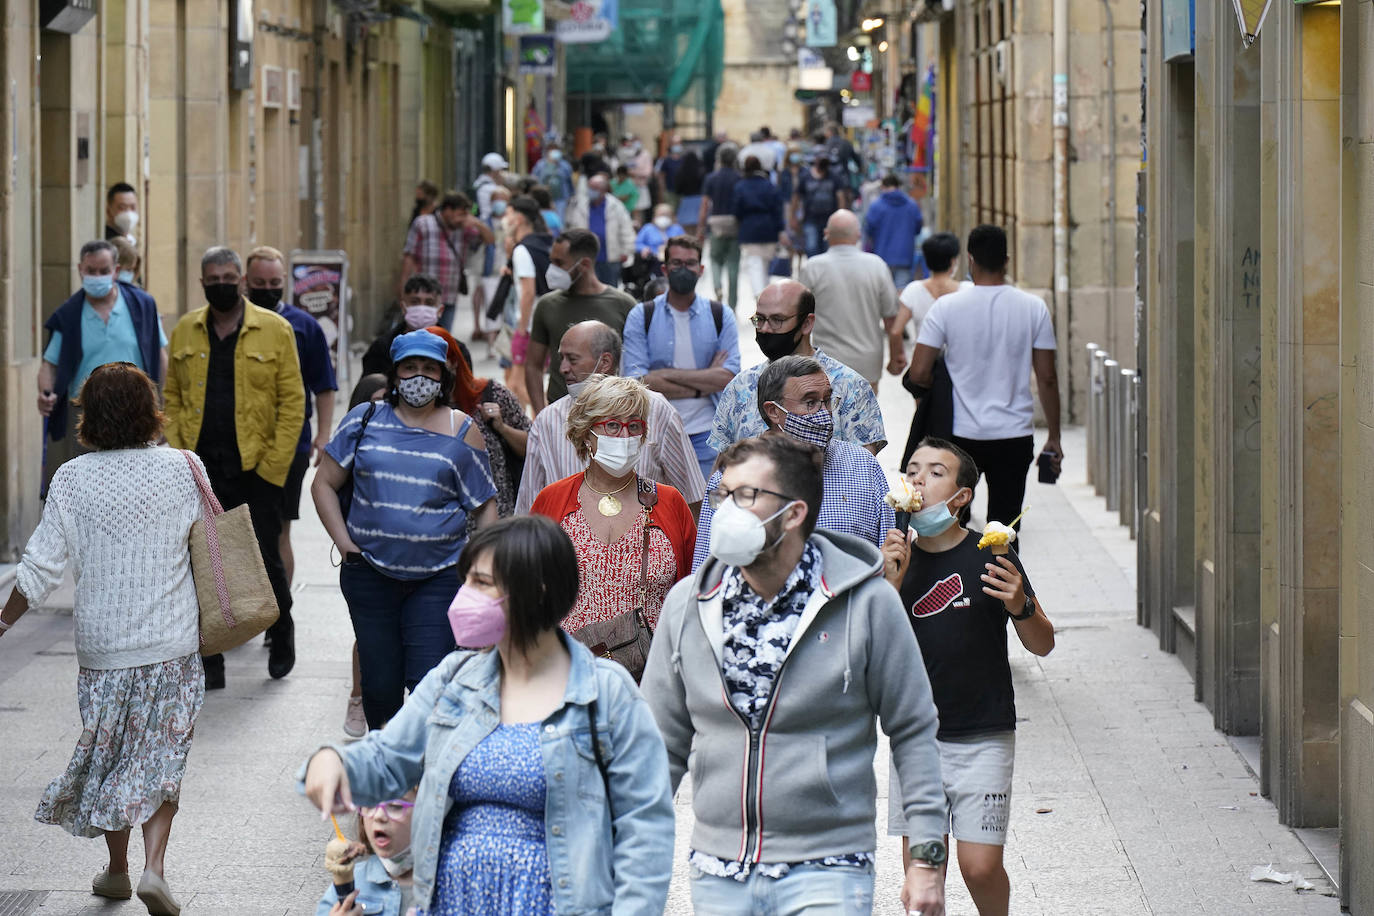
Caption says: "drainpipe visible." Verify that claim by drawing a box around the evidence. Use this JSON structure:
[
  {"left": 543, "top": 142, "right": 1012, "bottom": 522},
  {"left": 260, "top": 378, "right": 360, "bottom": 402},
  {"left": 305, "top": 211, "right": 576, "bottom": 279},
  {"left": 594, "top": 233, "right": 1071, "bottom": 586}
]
[
  {"left": 1052, "top": 0, "right": 1071, "bottom": 407},
  {"left": 310, "top": 0, "right": 327, "bottom": 248},
  {"left": 1100, "top": 0, "right": 1117, "bottom": 353}
]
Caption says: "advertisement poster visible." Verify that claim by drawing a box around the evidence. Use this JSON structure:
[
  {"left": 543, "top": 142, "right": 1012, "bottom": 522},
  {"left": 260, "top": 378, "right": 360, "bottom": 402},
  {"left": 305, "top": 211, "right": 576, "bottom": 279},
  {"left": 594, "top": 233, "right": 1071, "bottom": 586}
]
[
  {"left": 288, "top": 250, "right": 350, "bottom": 385},
  {"left": 503, "top": 0, "right": 544, "bottom": 35},
  {"left": 804, "top": 0, "right": 836, "bottom": 48},
  {"left": 519, "top": 35, "right": 557, "bottom": 75},
  {"left": 556, "top": 0, "right": 617, "bottom": 44}
]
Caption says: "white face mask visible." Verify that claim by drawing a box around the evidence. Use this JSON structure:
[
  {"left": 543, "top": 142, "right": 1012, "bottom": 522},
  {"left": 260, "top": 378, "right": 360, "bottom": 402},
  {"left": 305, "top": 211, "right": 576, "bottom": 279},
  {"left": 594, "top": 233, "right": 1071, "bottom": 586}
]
[
  {"left": 566, "top": 379, "right": 590, "bottom": 400},
  {"left": 546, "top": 262, "right": 576, "bottom": 292},
  {"left": 708, "top": 498, "right": 794, "bottom": 568},
  {"left": 591, "top": 434, "right": 640, "bottom": 477},
  {"left": 114, "top": 210, "right": 139, "bottom": 233},
  {"left": 653, "top": 215, "right": 672, "bottom": 230}
]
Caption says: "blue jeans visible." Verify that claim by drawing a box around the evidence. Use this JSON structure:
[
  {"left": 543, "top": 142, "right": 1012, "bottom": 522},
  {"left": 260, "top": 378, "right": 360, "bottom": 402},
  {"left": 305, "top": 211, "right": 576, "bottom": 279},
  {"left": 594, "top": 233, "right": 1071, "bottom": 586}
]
[
  {"left": 889, "top": 266, "right": 913, "bottom": 290},
  {"left": 689, "top": 862, "right": 875, "bottom": 916},
  {"left": 689, "top": 430, "right": 718, "bottom": 489},
  {"left": 803, "top": 220, "right": 829, "bottom": 258},
  {"left": 340, "top": 556, "right": 460, "bottom": 728}
]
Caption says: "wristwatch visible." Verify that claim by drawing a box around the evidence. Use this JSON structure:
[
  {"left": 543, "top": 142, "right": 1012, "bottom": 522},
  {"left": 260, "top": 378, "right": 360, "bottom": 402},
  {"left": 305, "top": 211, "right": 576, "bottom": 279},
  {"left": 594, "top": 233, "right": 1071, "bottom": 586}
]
[
  {"left": 909, "top": 839, "right": 947, "bottom": 866},
  {"left": 1010, "top": 596, "right": 1036, "bottom": 621}
]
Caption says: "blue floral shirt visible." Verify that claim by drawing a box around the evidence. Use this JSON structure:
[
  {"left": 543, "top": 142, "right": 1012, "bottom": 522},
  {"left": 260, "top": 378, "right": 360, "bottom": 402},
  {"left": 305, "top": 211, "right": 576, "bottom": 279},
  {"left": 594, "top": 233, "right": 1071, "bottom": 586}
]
[
  {"left": 690, "top": 543, "right": 874, "bottom": 880},
  {"left": 707, "top": 348, "right": 888, "bottom": 452}
]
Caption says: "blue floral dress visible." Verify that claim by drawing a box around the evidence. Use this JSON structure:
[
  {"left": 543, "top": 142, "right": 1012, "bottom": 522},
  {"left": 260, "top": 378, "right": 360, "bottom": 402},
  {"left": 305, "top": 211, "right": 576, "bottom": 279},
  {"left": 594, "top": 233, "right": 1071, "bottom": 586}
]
[{"left": 427, "top": 723, "right": 554, "bottom": 915}]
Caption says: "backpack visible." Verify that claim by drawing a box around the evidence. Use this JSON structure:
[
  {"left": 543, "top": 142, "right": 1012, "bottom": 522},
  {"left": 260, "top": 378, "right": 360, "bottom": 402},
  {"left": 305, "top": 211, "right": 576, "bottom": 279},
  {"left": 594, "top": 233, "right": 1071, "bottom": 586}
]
[{"left": 642, "top": 299, "right": 725, "bottom": 337}]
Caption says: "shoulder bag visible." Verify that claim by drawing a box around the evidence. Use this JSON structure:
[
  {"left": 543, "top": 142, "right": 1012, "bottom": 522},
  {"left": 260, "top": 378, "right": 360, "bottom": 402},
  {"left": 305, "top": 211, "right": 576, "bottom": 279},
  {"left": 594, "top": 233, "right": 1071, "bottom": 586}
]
[
  {"left": 571, "top": 478, "right": 659, "bottom": 682},
  {"left": 181, "top": 451, "right": 280, "bottom": 656},
  {"left": 336, "top": 401, "right": 378, "bottom": 520}
]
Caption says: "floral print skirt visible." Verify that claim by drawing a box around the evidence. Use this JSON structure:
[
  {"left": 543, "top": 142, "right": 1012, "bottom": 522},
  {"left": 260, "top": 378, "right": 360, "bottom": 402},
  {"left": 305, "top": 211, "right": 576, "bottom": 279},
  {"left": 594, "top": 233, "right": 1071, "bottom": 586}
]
[{"left": 35, "top": 653, "right": 205, "bottom": 838}]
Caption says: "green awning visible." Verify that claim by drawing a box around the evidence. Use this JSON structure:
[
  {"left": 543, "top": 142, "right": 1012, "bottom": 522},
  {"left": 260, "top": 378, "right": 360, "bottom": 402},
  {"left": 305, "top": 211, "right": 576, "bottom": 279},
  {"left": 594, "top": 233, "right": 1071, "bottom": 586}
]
[{"left": 564, "top": 0, "right": 724, "bottom": 113}]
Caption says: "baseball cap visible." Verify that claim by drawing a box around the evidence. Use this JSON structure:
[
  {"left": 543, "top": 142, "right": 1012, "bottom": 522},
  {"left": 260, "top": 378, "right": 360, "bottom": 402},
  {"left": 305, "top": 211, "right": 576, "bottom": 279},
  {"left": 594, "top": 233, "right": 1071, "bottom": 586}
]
[
  {"left": 390, "top": 329, "right": 450, "bottom": 366},
  {"left": 482, "top": 152, "right": 509, "bottom": 170}
]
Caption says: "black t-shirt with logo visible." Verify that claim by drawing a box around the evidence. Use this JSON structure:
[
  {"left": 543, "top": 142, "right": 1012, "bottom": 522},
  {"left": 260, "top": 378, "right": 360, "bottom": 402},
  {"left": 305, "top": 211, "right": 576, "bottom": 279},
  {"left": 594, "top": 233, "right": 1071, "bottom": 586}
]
[{"left": 897, "top": 528, "right": 1035, "bottom": 741}]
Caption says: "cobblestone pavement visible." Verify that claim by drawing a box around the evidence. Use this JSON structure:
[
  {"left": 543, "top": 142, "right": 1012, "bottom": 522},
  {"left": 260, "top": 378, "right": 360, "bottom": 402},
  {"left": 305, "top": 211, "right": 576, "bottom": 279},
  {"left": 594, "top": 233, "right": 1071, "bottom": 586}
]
[{"left": 0, "top": 283, "right": 1340, "bottom": 914}]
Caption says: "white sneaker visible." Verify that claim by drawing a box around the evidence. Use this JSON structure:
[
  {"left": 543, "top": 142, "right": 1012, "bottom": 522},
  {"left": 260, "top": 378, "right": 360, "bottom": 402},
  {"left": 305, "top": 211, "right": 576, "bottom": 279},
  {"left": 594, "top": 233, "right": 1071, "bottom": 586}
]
[{"left": 343, "top": 696, "right": 367, "bottom": 738}]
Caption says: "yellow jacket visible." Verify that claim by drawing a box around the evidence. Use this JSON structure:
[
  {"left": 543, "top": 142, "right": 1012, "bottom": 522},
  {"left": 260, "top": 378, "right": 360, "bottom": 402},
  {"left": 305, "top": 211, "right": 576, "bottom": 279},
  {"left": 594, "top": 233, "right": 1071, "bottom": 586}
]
[{"left": 164, "top": 301, "right": 305, "bottom": 487}]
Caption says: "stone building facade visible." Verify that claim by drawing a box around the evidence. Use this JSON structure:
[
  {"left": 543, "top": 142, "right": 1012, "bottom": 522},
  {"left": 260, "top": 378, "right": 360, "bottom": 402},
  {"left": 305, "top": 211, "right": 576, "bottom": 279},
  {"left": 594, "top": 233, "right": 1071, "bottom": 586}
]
[
  {"left": 1140, "top": 1, "right": 1374, "bottom": 908},
  {"left": 0, "top": 0, "right": 519, "bottom": 560}
]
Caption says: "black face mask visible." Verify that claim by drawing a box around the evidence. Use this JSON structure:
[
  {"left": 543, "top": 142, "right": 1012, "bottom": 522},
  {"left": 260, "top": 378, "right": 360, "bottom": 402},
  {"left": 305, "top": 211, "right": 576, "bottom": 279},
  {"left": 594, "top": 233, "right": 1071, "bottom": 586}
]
[
  {"left": 204, "top": 282, "right": 242, "bottom": 313},
  {"left": 756, "top": 327, "right": 803, "bottom": 360},
  {"left": 248, "top": 287, "right": 284, "bottom": 310},
  {"left": 667, "top": 267, "right": 698, "bottom": 295}
]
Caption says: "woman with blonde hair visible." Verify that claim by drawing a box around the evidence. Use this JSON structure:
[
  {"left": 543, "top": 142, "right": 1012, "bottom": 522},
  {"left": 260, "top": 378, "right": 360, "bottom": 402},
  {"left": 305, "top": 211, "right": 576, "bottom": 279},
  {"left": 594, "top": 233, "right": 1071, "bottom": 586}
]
[{"left": 530, "top": 375, "right": 695, "bottom": 637}]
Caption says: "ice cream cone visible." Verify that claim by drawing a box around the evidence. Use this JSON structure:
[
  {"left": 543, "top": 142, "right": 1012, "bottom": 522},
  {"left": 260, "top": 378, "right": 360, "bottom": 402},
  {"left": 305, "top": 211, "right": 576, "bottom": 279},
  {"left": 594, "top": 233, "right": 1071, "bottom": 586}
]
[
  {"left": 991, "top": 544, "right": 1009, "bottom": 556},
  {"left": 895, "top": 510, "right": 912, "bottom": 535}
]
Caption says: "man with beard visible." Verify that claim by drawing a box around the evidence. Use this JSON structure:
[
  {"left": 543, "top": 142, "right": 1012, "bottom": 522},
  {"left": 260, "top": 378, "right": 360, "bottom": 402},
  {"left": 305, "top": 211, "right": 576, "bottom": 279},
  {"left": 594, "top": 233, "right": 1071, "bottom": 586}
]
[
  {"left": 164, "top": 246, "right": 305, "bottom": 689},
  {"left": 708, "top": 280, "right": 886, "bottom": 455},
  {"left": 692, "top": 355, "right": 892, "bottom": 571}
]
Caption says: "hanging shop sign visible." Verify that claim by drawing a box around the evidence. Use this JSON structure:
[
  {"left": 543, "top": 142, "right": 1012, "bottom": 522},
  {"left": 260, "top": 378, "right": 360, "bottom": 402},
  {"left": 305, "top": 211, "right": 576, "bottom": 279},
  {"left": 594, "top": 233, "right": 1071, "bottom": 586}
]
[
  {"left": 504, "top": 0, "right": 544, "bottom": 35},
  {"left": 557, "top": 0, "right": 617, "bottom": 44},
  {"left": 804, "top": 0, "right": 836, "bottom": 48},
  {"left": 850, "top": 71, "right": 872, "bottom": 92},
  {"left": 519, "top": 35, "right": 557, "bottom": 74},
  {"left": 1232, "top": 0, "right": 1273, "bottom": 48}
]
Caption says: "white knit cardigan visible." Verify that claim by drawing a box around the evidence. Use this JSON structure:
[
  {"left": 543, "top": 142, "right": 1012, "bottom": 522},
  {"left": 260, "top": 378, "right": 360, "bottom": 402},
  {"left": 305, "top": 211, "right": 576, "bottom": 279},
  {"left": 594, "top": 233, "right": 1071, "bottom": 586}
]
[{"left": 18, "top": 446, "right": 205, "bottom": 669}]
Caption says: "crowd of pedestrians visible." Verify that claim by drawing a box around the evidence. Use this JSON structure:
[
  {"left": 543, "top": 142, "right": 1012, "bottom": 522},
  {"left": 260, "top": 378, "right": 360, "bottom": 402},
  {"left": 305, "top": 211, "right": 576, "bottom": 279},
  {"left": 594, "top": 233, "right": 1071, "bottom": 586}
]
[{"left": 2, "top": 131, "right": 1068, "bottom": 916}]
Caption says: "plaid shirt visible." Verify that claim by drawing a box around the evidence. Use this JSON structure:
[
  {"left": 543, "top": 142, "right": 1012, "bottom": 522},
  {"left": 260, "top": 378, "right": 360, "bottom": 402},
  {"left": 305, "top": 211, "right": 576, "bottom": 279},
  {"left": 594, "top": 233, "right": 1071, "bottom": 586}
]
[
  {"left": 693, "top": 438, "right": 895, "bottom": 571},
  {"left": 403, "top": 213, "right": 466, "bottom": 305}
]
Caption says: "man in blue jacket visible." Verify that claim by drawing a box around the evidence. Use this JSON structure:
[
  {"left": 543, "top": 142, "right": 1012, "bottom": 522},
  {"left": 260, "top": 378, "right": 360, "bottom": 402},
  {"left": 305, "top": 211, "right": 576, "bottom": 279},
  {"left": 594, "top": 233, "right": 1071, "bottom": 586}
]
[
  {"left": 38, "top": 239, "right": 167, "bottom": 493},
  {"left": 864, "top": 173, "right": 925, "bottom": 287}
]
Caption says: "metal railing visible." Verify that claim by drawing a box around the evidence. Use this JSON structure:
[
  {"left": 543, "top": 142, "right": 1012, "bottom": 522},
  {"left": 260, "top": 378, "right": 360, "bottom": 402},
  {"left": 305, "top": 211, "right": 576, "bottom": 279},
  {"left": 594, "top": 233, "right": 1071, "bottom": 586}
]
[{"left": 1085, "top": 342, "right": 1139, "bottom": 540}]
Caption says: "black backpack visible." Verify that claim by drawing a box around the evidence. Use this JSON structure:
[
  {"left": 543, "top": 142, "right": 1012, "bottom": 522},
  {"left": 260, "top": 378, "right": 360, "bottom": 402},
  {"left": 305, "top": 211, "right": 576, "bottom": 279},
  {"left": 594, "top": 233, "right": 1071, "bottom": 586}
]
[{"left": 642, "top": 299, "right": 725, "bottom": 337}]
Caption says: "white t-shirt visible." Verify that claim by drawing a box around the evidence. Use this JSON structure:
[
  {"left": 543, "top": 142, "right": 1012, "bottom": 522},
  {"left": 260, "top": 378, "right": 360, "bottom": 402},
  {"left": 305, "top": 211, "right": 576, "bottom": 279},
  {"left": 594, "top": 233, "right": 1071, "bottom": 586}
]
[
  {"left": 916, "top": 284, "right": 1057, "bottom": 440},
  {"left": 669, "top": 307, "right": 715, "bottom": 434},
  {"left": 511, "top": 244, "right": 536, "bottom": 280},
  {"left": 899, "top": 279, "right": 973, "bottom": 340}
]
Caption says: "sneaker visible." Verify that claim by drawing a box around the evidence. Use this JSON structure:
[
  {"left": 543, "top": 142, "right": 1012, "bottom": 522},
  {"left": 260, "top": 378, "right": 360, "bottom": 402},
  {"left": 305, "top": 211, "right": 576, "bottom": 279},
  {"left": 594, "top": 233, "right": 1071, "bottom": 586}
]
[{"left": 343, "top": 696, "right": 367, "bottom": 738}]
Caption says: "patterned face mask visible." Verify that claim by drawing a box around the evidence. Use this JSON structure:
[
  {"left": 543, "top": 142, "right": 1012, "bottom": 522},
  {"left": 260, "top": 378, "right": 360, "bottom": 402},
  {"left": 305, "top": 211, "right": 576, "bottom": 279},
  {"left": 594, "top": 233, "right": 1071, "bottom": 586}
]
[
  {"left": 773, "top": 405, "right": 834, "bottom": 450},
  {"left": 396, "top": 374, "right": 441, "bottom": 408}
]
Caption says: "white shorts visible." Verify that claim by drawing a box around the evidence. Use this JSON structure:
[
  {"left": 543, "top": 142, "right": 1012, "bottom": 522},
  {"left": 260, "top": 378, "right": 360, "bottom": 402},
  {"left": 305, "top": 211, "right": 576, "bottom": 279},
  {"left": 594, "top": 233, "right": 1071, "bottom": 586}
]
[{"left": 888, "top": 731, "right": 1015, "bottom": 845}]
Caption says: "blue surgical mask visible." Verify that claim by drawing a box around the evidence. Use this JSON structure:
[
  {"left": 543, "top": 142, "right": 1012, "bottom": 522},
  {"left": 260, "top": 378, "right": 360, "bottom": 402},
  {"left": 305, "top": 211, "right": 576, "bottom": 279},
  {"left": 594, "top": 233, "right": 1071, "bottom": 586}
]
[
  {"left": 911, "top": 491, "right": 964, "bottom": 537},
  {"left": 117, "top": 270, "right": 136, "bottom": 284},
  {"left": 82, "top": 274, "right": 115, "bottom": 299},
  {"left": 491, "top": 200, "right": 508, "bottom": 216}
]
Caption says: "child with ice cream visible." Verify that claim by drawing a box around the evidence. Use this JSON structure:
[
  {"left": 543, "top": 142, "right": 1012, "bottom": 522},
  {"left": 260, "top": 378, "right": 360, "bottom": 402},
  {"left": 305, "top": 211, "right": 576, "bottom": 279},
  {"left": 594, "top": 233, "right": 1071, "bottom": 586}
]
[{"left": 317, "top": 790, "right": 417, "bottom": 916}]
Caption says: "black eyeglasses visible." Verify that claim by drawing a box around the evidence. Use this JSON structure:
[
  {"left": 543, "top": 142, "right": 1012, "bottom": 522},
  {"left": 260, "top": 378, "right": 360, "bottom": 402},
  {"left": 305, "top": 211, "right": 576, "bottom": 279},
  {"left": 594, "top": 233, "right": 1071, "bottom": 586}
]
[
  {"left": 749, "top": 313, "right": 799, "bottom": 331},
  {"left": 708, "top": 485, "right": 797, "bottom": 510}
]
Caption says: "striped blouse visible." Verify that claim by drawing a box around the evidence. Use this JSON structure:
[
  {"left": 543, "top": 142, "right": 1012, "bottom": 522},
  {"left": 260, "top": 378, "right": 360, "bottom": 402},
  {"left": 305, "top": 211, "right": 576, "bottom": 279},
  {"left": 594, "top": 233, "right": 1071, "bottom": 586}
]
[{"left": 326, "top": 402, "right": 497, "bottom": 580}]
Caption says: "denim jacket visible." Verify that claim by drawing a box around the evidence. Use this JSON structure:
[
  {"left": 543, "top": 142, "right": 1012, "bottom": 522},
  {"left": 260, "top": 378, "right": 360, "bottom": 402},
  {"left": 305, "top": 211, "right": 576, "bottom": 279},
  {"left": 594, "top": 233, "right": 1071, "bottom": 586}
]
[
  {"left": 315, "top": 856, "right": 406, "bottom": 916},
  {"left": 301, "top": 634, "right": 675, "bottom": 915}
]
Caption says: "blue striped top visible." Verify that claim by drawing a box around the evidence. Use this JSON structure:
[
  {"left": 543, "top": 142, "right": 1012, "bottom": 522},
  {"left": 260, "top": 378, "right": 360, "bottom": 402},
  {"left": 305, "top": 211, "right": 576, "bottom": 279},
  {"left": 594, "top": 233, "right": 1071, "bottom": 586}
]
[{"left": 326, "top": 402, "right": 497, "bottom": 580}]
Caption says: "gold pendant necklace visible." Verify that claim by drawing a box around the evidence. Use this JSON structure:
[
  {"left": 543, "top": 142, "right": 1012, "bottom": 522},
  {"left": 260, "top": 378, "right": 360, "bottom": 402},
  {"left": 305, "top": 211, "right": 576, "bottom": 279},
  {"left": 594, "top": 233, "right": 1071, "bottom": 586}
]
[{"left": 584, "top": 473, "right": 634, "bottom": 517}]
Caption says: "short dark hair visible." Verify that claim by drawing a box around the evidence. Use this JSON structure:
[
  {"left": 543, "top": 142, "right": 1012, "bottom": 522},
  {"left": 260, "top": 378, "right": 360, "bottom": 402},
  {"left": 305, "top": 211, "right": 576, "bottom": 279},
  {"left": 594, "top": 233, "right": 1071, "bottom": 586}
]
[
  {"left": 458, "top": 515, "right": 580, "bottom": 653},
  {"left": 75, "top": 362, "right": 164, "bottom": 450},
  {"left": 967, "top": 224, "right": 1008, "bottom": 272},
  {"left": 106, "top": 182, "right": 136, "bottom": 203},
  {"left": 416, "top": 179, "right": 439, "bottom": 200},
  {"left": 916, "top": 436, "right": 980, "bottom": 524},
  {"left": 757, "top": 354, "right": 825, "bottom": 420},
  {"left": 795, "top": 287, "right": 817, "bottom": 322},
  {"left": 403, "top": 273, "right": 442, "bottom": 297},
  {"left": 921, "top": 232, "right": 962, "bottom": 274},
  {"left": 384, "top": 356, "right": 455, "bottom": 409},
  {"left": 509, "top": 195, "right": 547, "bottom": 233},
  {"left": 715, "top": 433, "right": 825, "bottom": 536},
  {"left": 79, "top": 239, "right": 119, "bottom": 266},
  {"left": 665, "top": 235, "right": 702, "bottom": 261},
  {"left": 881, "top": 172, "right": 901, "bottom": 188},
  {"left": 743, "top": 155, "right": 763, "bottom": 174},
  {"left": 529, "top": 185, "right": 554, "bottom": 210},
  {"left": 558, "top": 228, "right": 600, "bottom": 262},
  {"left": 438, "top": 191, "right": 471, "bottom": 213}
]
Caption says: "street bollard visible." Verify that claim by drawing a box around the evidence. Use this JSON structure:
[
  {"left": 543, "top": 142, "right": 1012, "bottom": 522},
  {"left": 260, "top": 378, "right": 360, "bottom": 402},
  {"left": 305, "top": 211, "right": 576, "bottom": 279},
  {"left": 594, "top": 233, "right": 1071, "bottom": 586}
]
[
  {"left": 1103, "top": 360, "right": 1120, "bottom": 512},
  {"left": 1129, "top": 373, "right": 1141, "bottom": 539},
  {"left": 1092, "top": 350, "right": 1109, "bottom": 495},
  {"left": 1084, "top": 342, "right": 1099, "bottom": 487},
  {"left": 1117, "top": 368, "right": 1133, "bottom": 530}
]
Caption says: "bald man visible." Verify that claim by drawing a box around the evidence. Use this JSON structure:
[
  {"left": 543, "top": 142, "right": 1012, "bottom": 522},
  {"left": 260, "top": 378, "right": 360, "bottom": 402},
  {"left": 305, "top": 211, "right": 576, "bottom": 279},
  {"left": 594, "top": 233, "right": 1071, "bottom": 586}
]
[
  {"left": 799, "top": 209, "right": 900, "bottom": 389},
  {"left": 565, "top": 173, "right": 636, "bottom": 287},
  {"left": 709, "top": 280, "right": 888, "bottom": 454}
]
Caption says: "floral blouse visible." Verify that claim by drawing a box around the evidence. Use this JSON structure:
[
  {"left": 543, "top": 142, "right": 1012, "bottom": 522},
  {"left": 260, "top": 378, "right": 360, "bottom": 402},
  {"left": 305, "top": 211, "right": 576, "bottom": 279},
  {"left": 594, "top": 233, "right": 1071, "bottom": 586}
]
[{"left": 475, "top": 380, "right": 531, "bottom": 518}]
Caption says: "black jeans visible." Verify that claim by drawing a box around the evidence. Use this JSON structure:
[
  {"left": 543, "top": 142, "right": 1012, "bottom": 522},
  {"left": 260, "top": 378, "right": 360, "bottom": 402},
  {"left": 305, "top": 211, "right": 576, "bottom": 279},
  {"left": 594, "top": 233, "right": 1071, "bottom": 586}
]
[
  {"left": 201, "top": 464, "right": 294, "bottom": 674},
  {"left": 950, "top": 434, "right": 1035, "bottom": 541}
]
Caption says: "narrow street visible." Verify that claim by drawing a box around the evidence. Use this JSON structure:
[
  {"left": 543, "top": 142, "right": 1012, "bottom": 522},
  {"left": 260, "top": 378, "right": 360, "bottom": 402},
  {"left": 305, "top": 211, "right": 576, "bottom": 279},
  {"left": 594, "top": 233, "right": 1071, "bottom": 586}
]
[{"left": 0, "top": 284, "right": 1340, "bottom": 915}]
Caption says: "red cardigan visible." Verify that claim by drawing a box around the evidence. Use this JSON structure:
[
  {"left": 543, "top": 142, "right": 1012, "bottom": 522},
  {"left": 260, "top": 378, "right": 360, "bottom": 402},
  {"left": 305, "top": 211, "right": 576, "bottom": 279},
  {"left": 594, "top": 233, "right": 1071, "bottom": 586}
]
[{"left": 530, "top": 472, "right": 697, "bottom": 583}]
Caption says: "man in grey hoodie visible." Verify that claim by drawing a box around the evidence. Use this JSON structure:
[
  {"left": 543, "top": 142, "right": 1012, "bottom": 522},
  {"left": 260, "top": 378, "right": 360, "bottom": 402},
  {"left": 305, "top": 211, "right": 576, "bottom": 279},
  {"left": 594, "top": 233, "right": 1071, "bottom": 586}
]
[{"left": 642, "top": 433, "right": 949, "bottom": 915}]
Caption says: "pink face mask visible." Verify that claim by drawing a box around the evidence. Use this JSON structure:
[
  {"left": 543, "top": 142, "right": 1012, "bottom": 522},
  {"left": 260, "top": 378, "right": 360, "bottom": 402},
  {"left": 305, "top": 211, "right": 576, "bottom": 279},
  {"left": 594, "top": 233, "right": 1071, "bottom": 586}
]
[{"left": 447, "top": 586, "right": 507, "bottom": 648}]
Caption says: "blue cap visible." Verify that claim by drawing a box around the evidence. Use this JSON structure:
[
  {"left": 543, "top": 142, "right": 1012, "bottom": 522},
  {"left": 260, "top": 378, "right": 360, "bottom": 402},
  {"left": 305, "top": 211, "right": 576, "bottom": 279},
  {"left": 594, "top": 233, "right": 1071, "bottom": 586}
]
[{"left": 390, "top": 329, "right": 449, "bottom": 366}]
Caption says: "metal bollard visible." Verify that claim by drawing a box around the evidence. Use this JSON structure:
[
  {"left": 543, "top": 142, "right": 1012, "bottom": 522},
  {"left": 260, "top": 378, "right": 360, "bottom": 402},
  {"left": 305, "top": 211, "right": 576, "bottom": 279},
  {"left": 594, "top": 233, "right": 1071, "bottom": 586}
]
[
  {"left": 1103, "top": 360, "right": 1120, "bottom": 512},
  {"left": 1117, "top": 368, "right": 1133, "bottom": 530},
  {"left": 1084, "top": 342, "right": 1099, "bottom": 486},
  {"left": 1129, "top": 373, "right": 1141, "bottom": 539},
  {"left": 1092, "top": 350, "right": 1110, "bottom": 495}
]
